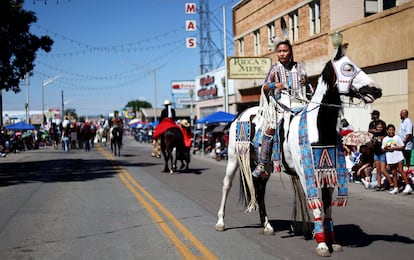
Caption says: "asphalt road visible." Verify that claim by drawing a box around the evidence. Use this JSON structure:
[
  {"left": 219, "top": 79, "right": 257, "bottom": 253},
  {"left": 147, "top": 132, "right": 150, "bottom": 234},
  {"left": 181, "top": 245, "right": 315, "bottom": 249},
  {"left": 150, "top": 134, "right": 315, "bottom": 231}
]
[{"left": 0, "top": 136, "right": 413, "bottom": 260}]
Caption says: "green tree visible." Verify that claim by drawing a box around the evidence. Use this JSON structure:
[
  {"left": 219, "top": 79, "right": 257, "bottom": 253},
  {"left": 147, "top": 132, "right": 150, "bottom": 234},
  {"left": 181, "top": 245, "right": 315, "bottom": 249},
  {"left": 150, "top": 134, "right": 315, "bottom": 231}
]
[
  {"left": 0, "top": 0, "right": 53, "bottom": 93},
  {"left": 64, "top": 108, "right": 78, "bottom": 121},
  {"left": 126, "top": 100, "right": 152, "bottom": 111}
]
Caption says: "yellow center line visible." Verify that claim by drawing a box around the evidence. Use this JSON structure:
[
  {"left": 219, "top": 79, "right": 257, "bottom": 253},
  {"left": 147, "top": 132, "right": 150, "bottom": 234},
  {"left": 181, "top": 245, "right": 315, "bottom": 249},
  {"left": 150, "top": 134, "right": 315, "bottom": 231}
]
[{"left": 97, "top": 145, "right": 217, "bottom": 260}]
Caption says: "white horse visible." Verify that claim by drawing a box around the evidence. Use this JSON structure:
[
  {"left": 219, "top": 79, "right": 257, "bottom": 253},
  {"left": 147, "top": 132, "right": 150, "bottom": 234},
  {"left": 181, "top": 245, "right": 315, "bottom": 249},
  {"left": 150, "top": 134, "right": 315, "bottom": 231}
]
[
  {"left": 97, "top": 127, "right": 108, "bottom": 146},
  {"left": 215, "top": 45, "right": 382, "bottom": 257},
  {"left": 96, "top": 120, "right": 109, "bottom": 146}
]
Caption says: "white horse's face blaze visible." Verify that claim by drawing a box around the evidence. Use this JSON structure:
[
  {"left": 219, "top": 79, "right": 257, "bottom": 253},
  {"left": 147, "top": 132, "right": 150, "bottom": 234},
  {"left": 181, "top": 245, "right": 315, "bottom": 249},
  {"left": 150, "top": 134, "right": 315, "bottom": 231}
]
[{"left": 333, "top": 56, "right": 382, "bottom": 103}]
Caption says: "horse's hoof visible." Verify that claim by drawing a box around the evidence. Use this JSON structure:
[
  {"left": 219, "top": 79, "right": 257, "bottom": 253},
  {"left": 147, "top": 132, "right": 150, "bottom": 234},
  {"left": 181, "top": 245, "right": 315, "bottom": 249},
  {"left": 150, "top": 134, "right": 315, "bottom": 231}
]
[
  {"left": 170, "top": 170, "right": 174, "bottom": 174},
  {"left": 263, "top": 228, "right": 275, "bottom": 236},
  {"left": 316, "top": 247, "right": 331, "bottom": 257},
  {"left": 215, "top": 223, "right": 225, "bottom": 232},
  {"left": 332, "top": 243, "right": 342, "bottom": 252}
]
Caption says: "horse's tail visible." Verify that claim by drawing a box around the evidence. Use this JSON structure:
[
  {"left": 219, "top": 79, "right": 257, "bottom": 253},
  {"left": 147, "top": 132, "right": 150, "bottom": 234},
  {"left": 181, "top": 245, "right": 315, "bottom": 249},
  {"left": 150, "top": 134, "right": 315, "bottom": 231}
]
[
  {"left": 236, "top": 146, "right": 257, "bottom": 213},
  {"left": 290, "top": 175, "right": 312, "bottom": 237},
  {"left": 238, "top": 167, "right": 251, "bottom": 209}
]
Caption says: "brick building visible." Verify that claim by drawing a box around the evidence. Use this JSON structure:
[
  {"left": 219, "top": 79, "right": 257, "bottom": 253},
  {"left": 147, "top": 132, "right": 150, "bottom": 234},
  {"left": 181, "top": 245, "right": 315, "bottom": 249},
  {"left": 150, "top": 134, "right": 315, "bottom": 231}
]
[{"left": 232, "top": 0, "right": 413, "bottom": 130}]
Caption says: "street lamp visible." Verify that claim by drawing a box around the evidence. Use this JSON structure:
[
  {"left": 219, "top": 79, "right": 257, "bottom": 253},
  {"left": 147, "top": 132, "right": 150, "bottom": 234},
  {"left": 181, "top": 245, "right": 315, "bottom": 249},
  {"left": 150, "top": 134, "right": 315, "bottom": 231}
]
[
  {"left": 222, "top": 5, "right": 229, "bottom": 113},
  {"left": 331, "top": 31, "right": 343, "bottom": 49},
  {"left": 42, "top": 75, "right": 60, "bottom": 126},
  {"left": 25, "top": 73, "right": 30, "bottom": 123},
  {"left": 221, "top": 76, "right": 228, "bottom": 113},
  {"left": 189, "top": 88, "right": 195, "bottom": 151},
  {"left": 123, "top": 62, "right": 158, "bottom": 122}
]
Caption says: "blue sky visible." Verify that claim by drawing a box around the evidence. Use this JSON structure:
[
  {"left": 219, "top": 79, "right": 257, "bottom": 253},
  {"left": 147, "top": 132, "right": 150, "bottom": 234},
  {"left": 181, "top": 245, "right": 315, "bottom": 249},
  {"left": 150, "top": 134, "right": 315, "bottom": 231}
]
[{"left": 4, "top": 0, "right": 236, "bottom": 116}]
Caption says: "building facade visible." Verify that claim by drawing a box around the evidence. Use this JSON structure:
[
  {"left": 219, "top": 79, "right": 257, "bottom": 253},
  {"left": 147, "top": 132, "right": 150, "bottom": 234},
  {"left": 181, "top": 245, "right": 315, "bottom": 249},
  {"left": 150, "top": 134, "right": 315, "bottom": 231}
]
[
  {"left": 194, "top": 67, "right": 236, "bottom": 119},
  {"left": 232, "top": 0, "right": 413, "bottom": 130}
]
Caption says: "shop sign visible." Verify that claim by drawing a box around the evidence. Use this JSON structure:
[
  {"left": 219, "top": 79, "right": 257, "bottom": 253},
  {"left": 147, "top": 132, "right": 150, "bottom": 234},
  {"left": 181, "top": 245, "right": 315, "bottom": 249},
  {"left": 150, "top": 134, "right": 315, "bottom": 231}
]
[
  {"left": 227, "top": 57, "right": 272, "bottom": 79},
  {"left": 197, "top": 86, "right": 218, "bottom": 100},
  {"left": 199, "top": 76, "right": 215, "bottom": 86},
  {"left": 171, "top": 81, "right": 195, "bottom": 94}
]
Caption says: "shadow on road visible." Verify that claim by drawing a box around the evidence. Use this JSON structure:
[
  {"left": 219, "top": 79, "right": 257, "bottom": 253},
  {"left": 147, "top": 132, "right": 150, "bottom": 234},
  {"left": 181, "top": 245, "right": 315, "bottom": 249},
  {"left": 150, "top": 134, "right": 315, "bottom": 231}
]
[
  {"left": 0, "top": 159, "right": 117, "bottom": 187},
  {"left": 335, "top": 224, "right": 414, "bottom": 247},
  {"left": 224, "top": 219, "right": 414, "bottom": 248}
]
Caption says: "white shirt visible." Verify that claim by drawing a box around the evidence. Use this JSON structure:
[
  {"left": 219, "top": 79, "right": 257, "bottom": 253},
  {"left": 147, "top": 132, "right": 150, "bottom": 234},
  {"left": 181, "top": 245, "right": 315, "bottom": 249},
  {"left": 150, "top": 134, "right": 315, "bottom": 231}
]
[
  {"left": 382, "top": 135, "right": 405, "bottom": 164},
  {"left": 398, "top": 117, "right": 413, "bottom": 150}
]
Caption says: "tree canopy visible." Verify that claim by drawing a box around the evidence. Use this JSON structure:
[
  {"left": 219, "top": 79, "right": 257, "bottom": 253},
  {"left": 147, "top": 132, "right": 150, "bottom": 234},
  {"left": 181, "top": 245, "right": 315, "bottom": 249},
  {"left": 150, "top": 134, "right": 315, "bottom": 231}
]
[
  {"left": 0, "top": 0, "right": 53, "bottom": 93},
  {"left": 126, "top": 100, "right": 152, "bottom": 110}
]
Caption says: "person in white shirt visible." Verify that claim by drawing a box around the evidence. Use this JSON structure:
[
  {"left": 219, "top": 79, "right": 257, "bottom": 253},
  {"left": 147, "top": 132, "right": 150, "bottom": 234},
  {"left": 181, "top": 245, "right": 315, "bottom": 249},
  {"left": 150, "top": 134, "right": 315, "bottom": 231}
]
[
  {"left": 382, "top": 124, "right": 412, "bottom": 194},
  {"left": 397, "top": 109, "right": 413, "bottom": 171}
]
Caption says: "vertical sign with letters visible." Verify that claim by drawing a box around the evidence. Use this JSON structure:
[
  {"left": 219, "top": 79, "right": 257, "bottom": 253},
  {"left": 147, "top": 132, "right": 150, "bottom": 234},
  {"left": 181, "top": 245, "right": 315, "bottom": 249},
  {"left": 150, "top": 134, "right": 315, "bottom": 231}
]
[{"left": 185, "top": 3, "right": 197, "bottom": 48}]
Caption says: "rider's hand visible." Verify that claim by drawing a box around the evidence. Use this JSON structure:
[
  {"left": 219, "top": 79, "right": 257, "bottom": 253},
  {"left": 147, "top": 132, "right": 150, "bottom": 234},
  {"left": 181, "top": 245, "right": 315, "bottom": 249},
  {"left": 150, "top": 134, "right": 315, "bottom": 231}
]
[{"left": 275, "top": 83, "right": 285, "bottom": 90}]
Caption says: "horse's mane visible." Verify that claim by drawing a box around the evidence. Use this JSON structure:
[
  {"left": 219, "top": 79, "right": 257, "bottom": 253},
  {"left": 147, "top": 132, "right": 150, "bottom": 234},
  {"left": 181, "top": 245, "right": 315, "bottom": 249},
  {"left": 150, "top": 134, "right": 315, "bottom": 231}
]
[{"left": 315, "top": 59, "right": 342, "bottom": 145}]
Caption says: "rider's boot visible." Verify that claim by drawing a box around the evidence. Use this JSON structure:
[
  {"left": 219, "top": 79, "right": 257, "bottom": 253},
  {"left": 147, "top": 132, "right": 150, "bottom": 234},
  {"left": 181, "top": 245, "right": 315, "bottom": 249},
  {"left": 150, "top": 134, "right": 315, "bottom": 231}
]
[{"left": 252, "top": 133, "right": 273, "bottom": 178}]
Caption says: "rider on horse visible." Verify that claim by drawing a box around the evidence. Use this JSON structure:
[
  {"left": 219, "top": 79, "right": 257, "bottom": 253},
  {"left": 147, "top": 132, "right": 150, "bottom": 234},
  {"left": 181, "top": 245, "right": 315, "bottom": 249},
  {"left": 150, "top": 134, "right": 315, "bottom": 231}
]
[
  {"left": 152, "top": 100, "right": 176, "bottom": 158},
  {"left": 110, "top": 110, "right": 123, "bottom": 143},
  {"left": 111, "top": 110, "right": 123, "bottom": 128},
  {"left": 253, "top": 39, "right": 312, "bottom": 178}
]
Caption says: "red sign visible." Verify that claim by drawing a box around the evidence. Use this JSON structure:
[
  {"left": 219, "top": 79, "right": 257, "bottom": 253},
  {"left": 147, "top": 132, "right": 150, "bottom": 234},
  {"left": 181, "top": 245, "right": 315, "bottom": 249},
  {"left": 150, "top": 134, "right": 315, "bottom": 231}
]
[
  {"left": 185, "top": 3, "right": 196, "bottom": 14},
  {"left": 197, "top": 86, "right": 218, "bottom": 99},
  {"left": 199, "top": 76, "right": 215, "bottom": 86}
]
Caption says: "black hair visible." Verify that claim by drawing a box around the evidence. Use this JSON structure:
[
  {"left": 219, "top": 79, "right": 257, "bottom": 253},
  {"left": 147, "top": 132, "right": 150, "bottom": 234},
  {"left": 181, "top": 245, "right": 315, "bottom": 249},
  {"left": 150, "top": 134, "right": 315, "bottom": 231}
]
[
  {"left": 276, "top": 39, "right": 292, "bottom": 49},
  {"left": 386, "top": 124, "right": 395, "bottom": 130},
  {"left": 276, "top": 40, "right": 295, "bottom": 67}
]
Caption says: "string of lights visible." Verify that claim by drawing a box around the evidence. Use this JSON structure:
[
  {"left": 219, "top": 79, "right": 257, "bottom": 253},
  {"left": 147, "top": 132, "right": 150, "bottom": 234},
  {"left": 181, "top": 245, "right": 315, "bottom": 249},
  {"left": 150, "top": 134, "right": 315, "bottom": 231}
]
[
  {"left": 35, "top": 24, "right": 187, "bottom": 54},
  {"left": 33, "top": 48, "right": 186, "bottom": 91},
  {"left": 34, "top": 42, "right": 185, "bottom": 86}
]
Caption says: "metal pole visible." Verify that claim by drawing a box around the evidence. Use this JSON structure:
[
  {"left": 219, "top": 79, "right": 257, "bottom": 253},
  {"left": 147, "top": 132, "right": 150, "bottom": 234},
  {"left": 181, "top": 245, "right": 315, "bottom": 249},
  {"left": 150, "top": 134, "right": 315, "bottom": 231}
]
[
  {"left": 189, "top": 89, "right": 195, "bottom": 152},
  {"left": 122, "top": 62, "right": 158, "bottom": 122},
  {"left": 42, "top": 79, "right": 45, "bottom": 125},
  {"left": 25, "top": 74, "right": 29, "bottom": 123},
  {"left": 61, "top": 90, "right": 64, "bottom": 120},
  {"left": 41, "top": 75, "right": 61, "bottom": 126},
  {"left": 153, "top": 69, "right": 158, "bottom": 122},
  {"left": 223, "top": 5, "right": 229, "bottom": 113}
]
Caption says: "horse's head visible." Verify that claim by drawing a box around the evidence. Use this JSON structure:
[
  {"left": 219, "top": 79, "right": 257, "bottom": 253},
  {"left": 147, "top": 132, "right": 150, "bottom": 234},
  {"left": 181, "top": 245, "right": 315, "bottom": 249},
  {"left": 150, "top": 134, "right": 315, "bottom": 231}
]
[{"left": 332, "top": 45, "right": 382, "bottom": 103}]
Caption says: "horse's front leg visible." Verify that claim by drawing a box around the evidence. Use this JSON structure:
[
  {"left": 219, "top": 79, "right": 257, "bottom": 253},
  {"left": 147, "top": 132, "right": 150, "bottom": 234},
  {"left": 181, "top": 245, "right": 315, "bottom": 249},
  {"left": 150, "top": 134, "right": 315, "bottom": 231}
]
[
  {"left": 254, "top": 176, "right": 274, "bottom": 235},
  {"left": 215, "top": 157, "right": 238, "bottom": 232},
  {"left": 312, "top": 187, "right": 341, "bottom": 257},
  {"left": 312, "top": 206, "right": 330, "bottom": 257},
  {"left": 322, "top": 187, "right": 342, "bottom": 253}
]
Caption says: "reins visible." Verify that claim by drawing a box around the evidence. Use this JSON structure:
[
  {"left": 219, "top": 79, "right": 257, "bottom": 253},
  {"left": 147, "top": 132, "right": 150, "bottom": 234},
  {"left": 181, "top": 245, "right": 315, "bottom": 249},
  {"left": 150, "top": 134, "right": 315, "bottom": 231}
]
[{"left": 275, "top": 59, "right": 369, "bottom": 114}]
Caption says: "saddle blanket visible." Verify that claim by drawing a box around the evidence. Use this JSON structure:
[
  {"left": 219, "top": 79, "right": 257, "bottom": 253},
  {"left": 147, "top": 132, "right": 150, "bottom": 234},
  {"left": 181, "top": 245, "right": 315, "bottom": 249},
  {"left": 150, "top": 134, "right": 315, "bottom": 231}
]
[
  {"left": 153, "top": 118, "right": 191, "bottom": 147},
  {"left": 153, "top": 118, "right": 179, "bottom": 139}
]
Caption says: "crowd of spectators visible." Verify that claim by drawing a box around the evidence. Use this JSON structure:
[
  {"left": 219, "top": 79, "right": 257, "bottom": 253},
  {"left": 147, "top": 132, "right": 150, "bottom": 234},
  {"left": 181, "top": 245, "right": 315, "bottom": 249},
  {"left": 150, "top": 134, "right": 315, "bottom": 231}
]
[
  {"left": 343, "top": 109, "right": 413, "bottom": 195},
  {"left": 0, "top": 117, "right": 99, "bottom": 156}
]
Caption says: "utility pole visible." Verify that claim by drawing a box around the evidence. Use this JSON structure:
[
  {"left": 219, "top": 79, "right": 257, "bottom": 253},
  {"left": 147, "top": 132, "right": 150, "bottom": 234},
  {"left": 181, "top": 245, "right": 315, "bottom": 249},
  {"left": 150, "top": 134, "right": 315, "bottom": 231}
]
[
  {"left": 41, "top": 75, "right": 60, "bottom": 126},
  {"left": 25, "top": 73, "right": 30, "bottom": 123},
  {"left": 123, "top": 62, "right": 159, "bottom": 122},
  {"left": 61, "top": 90, "right": 64, "bottom": 120}
]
